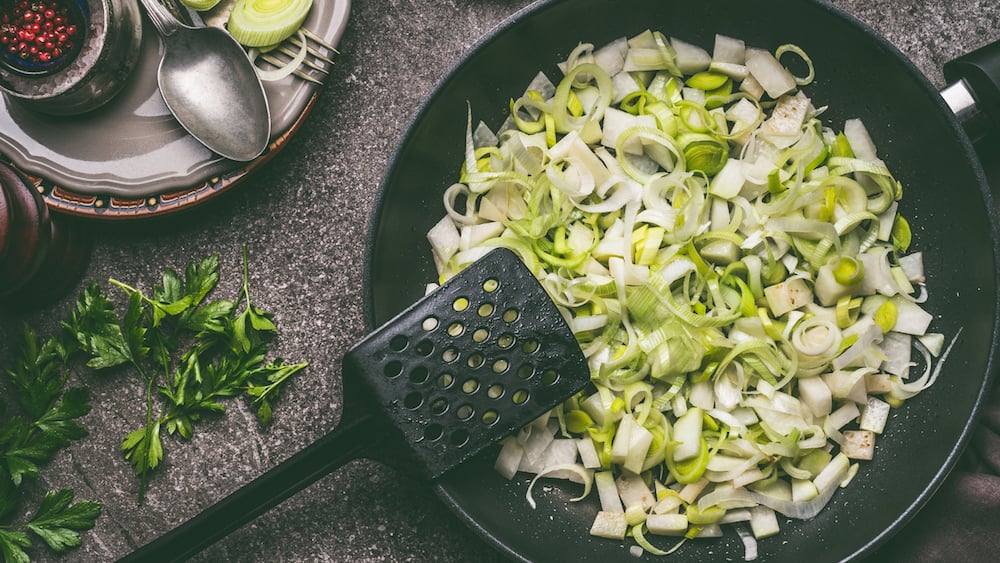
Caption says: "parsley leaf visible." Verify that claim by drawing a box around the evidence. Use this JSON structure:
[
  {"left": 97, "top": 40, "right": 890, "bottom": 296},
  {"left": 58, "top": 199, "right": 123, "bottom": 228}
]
[
  {"left": 233, "top": 246, "right": 276, "bottom": 353},
  {"left": 72, "top": 249, "right": 307, "bottom": 504},
  {"left": 246, "top": 360, "right": 309, "bottom": 425},
  {"left": 0, "top": 528, "right": 31, "bottom": 563},
  {"left": 2, "top": 328, "right": 91, "bottom": 490},
  {"left": 5, "top": 326, "right": 67, "bottom": 420},
  {"left": 34, "top": 387, "right": 92, "bottom": 447},
  {"left": 121, "top": 422, "right": 163, "bottom": 480},
  {"left": 180, "top": 299, "right": 233, "bottom": 336},
  {"left": 3, "top": 247, "right": 303, "bottom": 558},
  {"left": 183, "top": 255, "right": 222, "bottom": 308},
  {"left": 63, "top": 284, "right": 134, "bottom": 370},
  {"left": 1, "top": 326, "right": 100, "bottom": 562},
  {"left": 24, "top": 489, "right": 102, "bottom": 553}
]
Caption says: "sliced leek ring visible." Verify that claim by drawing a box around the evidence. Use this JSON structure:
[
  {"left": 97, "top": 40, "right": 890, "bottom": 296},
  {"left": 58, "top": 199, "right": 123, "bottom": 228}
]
[{"left": 228, "top": 0, "right": 313, "bottom": 47}]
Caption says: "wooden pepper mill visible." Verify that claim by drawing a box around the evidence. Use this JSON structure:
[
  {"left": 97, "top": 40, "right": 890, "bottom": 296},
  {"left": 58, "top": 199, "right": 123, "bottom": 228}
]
[{"left": 0, "top": 162, "right": 91, "bottom": 311}]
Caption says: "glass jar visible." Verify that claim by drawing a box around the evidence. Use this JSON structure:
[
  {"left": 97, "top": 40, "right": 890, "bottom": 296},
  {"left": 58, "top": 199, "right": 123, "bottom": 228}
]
[{"left": 0, "top": 0, "right": 142, "bottom": 115}]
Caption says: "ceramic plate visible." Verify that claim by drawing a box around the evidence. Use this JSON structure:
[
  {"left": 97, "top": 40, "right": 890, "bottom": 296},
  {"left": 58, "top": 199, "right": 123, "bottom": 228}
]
[{"left": 0, "top": 0, "right": 350, "bottom": 219}]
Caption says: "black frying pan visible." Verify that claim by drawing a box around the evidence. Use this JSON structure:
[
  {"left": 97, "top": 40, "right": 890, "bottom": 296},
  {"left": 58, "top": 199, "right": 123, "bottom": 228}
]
[{"left": 366, "top": 0, "right": 1000, "bottom": 561}]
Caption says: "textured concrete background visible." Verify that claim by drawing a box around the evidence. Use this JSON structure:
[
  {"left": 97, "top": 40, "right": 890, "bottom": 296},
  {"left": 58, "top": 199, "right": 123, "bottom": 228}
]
[{"left": 1, "top": 0, "right": 998, "bottom": 561}]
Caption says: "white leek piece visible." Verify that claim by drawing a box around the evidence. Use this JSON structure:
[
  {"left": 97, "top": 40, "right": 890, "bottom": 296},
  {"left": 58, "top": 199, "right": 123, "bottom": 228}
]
[
  {"left": 745, "top": 49, "right": 796, "bottom": 98},
  {"left": 859, "top": 396, "right": 891, "bottom": 434},
  {"left": 616, "top": 471, "right": 656, "bottom": 510},
  {"left": 764, "top": 278, "right": 813, "bottom": 317},
  {"left": 841, "top": 430, "right": 876, "bottom": 460},
  {"left": 595, "top": 471, "right": 624, "bottom": 513},
  {"left": 749, "top": 506, "right": 780, "bottom": 539},
  {"left": 843, "top": 118, "right": 879, "bottom": 162},
  {"left": 646, "top": 513, "right": 689, "bottom": 536},
  {"left": 713, "top": 34, "right": 746, "bottom": 64},
  {"left": 672, "top": 407, "right": 704, "bottom": 462},
  {"left": 591, "top": 511, "right": 629, "bottom": 540},
  {"left": 671, "top": 37, "right": 712, "bottom": 74},
  {"left": 494, "top": 437, "right": 524, "bottom": 480}
]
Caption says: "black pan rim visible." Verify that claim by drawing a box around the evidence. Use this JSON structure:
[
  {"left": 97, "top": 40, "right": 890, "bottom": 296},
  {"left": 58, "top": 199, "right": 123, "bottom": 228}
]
[{"left": 363, "top": 0, "right": 1000, "bottom": 561}]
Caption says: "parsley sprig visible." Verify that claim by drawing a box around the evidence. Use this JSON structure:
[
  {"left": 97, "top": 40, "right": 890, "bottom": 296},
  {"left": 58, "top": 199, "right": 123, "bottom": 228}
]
[
  {"left": 63, "top": 249, "right": 308, "bottom": 504},
  {"left": 1, "top": 248, "right": 306, "bottom": 561},
  {"left": 0, "top": 325, "right": 101, "bottom": 563}
]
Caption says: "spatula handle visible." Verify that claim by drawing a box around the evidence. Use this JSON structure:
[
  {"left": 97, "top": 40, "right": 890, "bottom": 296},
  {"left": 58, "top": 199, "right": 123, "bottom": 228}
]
[{"left": 116, "top": 412, "right": 391, "bottom": 562}]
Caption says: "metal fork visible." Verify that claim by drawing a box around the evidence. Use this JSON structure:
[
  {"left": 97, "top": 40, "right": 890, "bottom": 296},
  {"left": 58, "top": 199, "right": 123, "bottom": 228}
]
[
  {"left": 257, "top": 28, "right": 339, "bottom": 85},
  {"left": 185, "top": 0, "right": 339, "bottom": 86}
]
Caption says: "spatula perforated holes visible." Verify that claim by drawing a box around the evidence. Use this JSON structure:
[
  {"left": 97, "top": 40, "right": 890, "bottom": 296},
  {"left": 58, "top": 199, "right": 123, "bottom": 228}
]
[
  {"left": 541, "top": 369, "right": 559, "bottom": 386},
  {"left": 450, "top": 429, "right": 470, "bottom": 447},
  {"left": 384, "top": 361, "right": 403, "bottom": 379},
  {"left": 436, "top": 373, "right": 454, "bottom": 389},
  {"left": 467, "top": 353, "right": 485, "bottom": 369},
  {"left": 421, "top": 316, "right": 439, "bottom": 331},
  {"left": 409, "top": 366, "right": 429, "bottom": 384},
  {"left": 442, "top": 347, "right": 459, "bottom": 363},
  {"left": 456, "top": 404, "right": 474, "bottom": 421},
  {"left": 462, "top": 378, "right": 480, "bottom": 394},
  {"left": 472, "top": 328, "right": 489, "bottom": 343},
  {"left": 482, "top": 410, "right": 499, "bottom": 425},
  {"left": 424, "top": 424, "right": 444, "bottom": 441},
  {"left": 430, "top": 397, "right": 449, "bottom": 415},
  {"left": 390, "top": 335, "right": 408, "bottom": 352},
  {"left": 415, "top": 339, "right": 434, "bottom": 356},
  {"left": 517, "top": 365, "right": 534, "bottom": 379},
  {"left": 349, "top": 249, "right": 590, "bottom": 479},
  {"left": 403, "top": 287, "right": 554, "bottom": 445},
  {"left": 403, "top": 392, "right": 422, "bottom": 410}
]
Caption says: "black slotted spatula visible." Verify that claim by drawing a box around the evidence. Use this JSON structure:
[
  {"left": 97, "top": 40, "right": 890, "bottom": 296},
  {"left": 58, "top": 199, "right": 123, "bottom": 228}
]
[{"left": 119, "top": 247, "right": 590, "bottom": 562}]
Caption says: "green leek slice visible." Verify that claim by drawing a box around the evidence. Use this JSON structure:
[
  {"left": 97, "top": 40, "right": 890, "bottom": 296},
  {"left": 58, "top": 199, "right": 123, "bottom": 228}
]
[
  {"left": 686, "top": 71, "right": 728, "bottom": 91},
  {"left": 679, "top": 133, "right": 728, "bottom": 176},
  {"left": 832, "top": 256, "right": 864, "bottom": 285},
  {"left": 181, "top": 0, "right": 222, "bottom": 10},
  {"left": 228, "top": 0, "right": 314, "bottom": 48}
]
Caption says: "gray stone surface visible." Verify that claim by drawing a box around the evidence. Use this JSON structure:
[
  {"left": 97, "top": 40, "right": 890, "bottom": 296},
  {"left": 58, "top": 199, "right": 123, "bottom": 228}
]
[{"left": 1, "top": 0, "right": 998, "bottom": 561}]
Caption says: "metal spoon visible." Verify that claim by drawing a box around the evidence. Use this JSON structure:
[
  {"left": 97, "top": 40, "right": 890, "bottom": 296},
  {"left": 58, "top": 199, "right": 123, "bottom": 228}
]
[{"left": 139, "top": 0, "right": 271, "bottom": 162}]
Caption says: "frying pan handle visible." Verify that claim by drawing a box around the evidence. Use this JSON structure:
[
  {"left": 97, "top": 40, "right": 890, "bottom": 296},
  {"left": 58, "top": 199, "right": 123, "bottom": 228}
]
[
  {"left": 115, "top": 412, "right": 394, "bottom": 563},
  {"left": 944, "top": 40, "right": 1000, "bottom": 142}
]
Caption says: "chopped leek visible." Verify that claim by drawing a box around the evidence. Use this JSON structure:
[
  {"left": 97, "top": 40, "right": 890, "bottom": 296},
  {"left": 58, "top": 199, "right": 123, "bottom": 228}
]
[
  {"left": 181, "top": 0, "right": 222, "bottom": 10},
  {"left": 227, "top": 0, "right": 313, "bottom": 48},
  {"left": 680, "top": 133, "right": 729, "bottom": 175},
  {"left": 248, "top": 30, "right": 308, "bottom": 82},
  {"left": 426, "top": 28, "right": 951, "bottom": 560}
]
